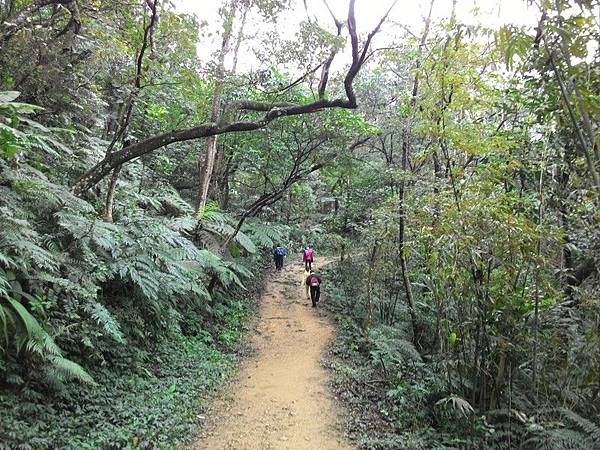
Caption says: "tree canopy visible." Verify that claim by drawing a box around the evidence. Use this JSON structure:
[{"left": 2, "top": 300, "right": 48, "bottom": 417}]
[{"left": 0, "top": 0, "right": 598, "bottom": 448}]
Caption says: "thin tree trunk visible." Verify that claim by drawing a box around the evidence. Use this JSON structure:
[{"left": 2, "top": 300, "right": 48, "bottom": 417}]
[
  {"left": 204, "top": 5, "right": 248, "bottom": 211},
  {"left": 102, "top": 0, "right": 158, "bottom": 222},
  {"left": 533, "top": 152, "right": 545, "bottom": 405},
  {"left": 196, "top": 1, "right": 237, "bottom": 213},
  {"left": 104, "top": 166, "right": 122, "bottom": 223},
  {"left": 197, "top": 135, "right": 220, "bottom": 212},
  {"left": 231, "top": 5, "right": 247, "bottom": 74},
  {"left": 398, "top": 139, "right": 416, "bottom": 339},
  {"left": 398, "top": 0, "right": 434, "bottom": 343},
  {"left": 366, "top": 242, "right": 379, "bottom": 331}
]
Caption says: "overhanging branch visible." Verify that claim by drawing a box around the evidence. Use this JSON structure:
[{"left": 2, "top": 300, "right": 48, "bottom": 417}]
[{"left": 72, "top": 0, "right": 397, "bottom": 196}]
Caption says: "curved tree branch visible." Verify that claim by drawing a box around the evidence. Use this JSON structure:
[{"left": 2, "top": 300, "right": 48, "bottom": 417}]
[
  {"left": 72, "top": 0, "right": 397, "bottom": 196},
  {"left": 318, "top": 0, "right": 344, "bottom": 99}
]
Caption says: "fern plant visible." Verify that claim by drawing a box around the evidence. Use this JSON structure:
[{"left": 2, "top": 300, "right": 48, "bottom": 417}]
[
  {"left": 0, "top": 91, "right": 74, "bottom": 161},
  {"left": 0, "top": 92, "right": 277, "bottom": 394},
  {"left": 242, "top": 220, "right": 286, "bottom": 249},
  {"left": 522, "top": 408, "right": 600, "bottom": 450},
  {"left": 0, "top": 268, "right": 93, "bottom": 385}
]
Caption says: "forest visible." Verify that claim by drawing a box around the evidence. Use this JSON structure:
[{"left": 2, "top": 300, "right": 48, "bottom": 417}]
[{"left": 0, "top": 0, "right": 598, "bottom": 449}]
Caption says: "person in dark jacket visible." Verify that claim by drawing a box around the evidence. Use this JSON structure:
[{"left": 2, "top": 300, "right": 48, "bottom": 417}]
[
  {"left": 271, "top": 245, "right": 279, "bottom": 269},
  {"left": 305, "top": 270, "right": 321, "bottom": 307},
  {"left": 271, "top": 244, "right": 286, "bottom": 270}
]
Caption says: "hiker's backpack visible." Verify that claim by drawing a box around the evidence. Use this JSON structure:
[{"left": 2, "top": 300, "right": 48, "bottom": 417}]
[
  {"left": 309, "top": 275, "right": 319, "bottom": 286},
  {"left": 277, "top": 246, "right": 286, "bottom": 256},
  {"left": 304, "top": 248, "right": 313, "bottom": 260}
]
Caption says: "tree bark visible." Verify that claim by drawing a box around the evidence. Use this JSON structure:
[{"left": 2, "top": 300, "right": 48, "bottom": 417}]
[
  {"left": 366, "top": 242, "right": 379, "bottom": 330},
  {"left": 206, "top": 3, "right": 249, "bottom": 208},
  {"left": 103, "top": 165, "right": 122, "bottom": 223},
  {"left": 398, "top": 139, "right": 416, "bottom": 336}
]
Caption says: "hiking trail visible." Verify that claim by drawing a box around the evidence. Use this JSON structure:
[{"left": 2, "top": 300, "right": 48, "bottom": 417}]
[{"left": 189, "top": 259, "right": 352, "bottom": 450}]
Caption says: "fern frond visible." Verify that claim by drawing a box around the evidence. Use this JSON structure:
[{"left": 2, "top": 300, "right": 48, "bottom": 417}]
[
  {"left": 435, "top": 395, "right": 475, "bottom": 417},
  {"left": 159, "top": 187, "right": 193, "bottom": 215},
  {"left": 84, "top": 302, "right": 125, "bottom": 343},
  {"left": 242, "top": 221, "right": 285, "bottom": 249},
  {"left": 6, "top": 297, "right": 38, "bottom": 344},
  {"left": 196, "top": 200, "right": 220, "bottom": 221},
  {"left": 0, "top": 304, "right": 8, "bottom": 349},
  {"left": 1, "top": 295, "right": 95, "bottom": 385},
  {"left": 548, "top": 408, "right": 600, "bottom": 448},
  {"left": 168, "top": 216, "right": 197, "bottom": 233},
  {"left": 228, "top": 261, "right": 254, "bottom": 280},
  {"left": 233, "top": 229, "right": 257, "bottom": 254},
  {"left": 524, "top": 428, "right": 589, "bottom": 450},
  {"left": 46, "top": 355, "right": 95, "bottom": 385},
  {"left": 196, "top": 250, "right": 245, "bottom": 289}
]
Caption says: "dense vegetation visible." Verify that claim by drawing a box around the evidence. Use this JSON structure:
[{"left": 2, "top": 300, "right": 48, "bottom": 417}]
[
  {"left": 0, "top": 0, "right": 598, "bottom": 449},
  {"left": 319, "top": 1, "right": 600, "bottom": 448}
]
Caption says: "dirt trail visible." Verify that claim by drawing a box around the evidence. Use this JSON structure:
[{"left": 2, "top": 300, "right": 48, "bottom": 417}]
[{"left": 189, "top": 260, "right": 352, "bottom": 450}]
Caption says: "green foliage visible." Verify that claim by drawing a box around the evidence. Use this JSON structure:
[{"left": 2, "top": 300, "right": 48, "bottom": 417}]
[
  {"left": 0, "top": 276, "right": 93, "bottom": 387},
  {"left": 0, "top": 91, "right": 67, "bottom": 161},
  {"left": 317, "top": 2, "right": 600, "bottom": 447},
  {"left": 0, "top": 334, "right": 236, "bottom": 449},
  {"left": 368, "top": 325, "right": 422, "bottom": 369},
  {"left": 0, "top": 87, "right": 275, "bottom": 446},
  {"left": 242, "top": 220, "right": 286, "bottom": 249},
  {"left": 1, "top": 0, "right": 599, "bottom": 448}
]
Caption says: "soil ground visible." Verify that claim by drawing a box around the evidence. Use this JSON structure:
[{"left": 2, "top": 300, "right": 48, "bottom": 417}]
[{"left": 188, "top": 259, "right": 352, "bottom": 450}]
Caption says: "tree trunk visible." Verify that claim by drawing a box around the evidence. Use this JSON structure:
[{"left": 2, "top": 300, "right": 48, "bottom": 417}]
[
  {"left": 398, "top": 139, "right": 416, "bottom": 338},
  {"left": 397, "top": 0, "right": 434, "bottom": 343},
  {"left": 366, "top": 242, "right": 379, "bottom": 331},
  {"left": 103, "top": 166, "right": 122, "bottom": 223},
  {"left": 102, "top": 0, "right": 158, "bottom": 221},
  {"left": 196, "top": 1, "right": 237, "bottom": 213},
  {"left": 197, "top": 135, "right": 219, "bottom": 211},
  {"left": 218, "top": 152, "right": 236, "bottom": 209}
]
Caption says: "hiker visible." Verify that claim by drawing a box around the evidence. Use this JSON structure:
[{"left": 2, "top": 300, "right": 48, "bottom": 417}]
[
  {"left": 300, "top": 269, "right": 311, "bottom": 300},
  {"left": 305, "top": 270, "right": 321, "bottom": 307},
  {"left": 276, "top": 244, "right": 287, "bottom": 270},
  {"left": 302, "top": 245, "right": 314, "bottom": 271},
  {"left": 271, "top": 245, "right": 279, "bottom": 269},
  {"left": 272, "top": 244, "right": 287, "bottom": 270}
]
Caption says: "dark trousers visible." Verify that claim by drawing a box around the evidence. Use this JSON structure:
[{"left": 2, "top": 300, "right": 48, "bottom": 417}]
[
  {"left": 309, "top": 285, "right": 320, "bottom": 306},
  {"left": 275, "top": 255, "right": 283, "bottom": 270},
  {"left": 304, "top": 259, "right": 312, "bottom": 271}
]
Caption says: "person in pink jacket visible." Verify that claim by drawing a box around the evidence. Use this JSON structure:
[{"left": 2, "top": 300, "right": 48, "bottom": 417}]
[{"left": 302, "top": 246, "right": 314, "bottom": 271}]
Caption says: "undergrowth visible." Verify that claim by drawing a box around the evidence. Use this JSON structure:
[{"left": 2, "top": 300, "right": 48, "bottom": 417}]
[
  {"left": 0, "top": 263, "right": 268, "bottom": 450},
  {"left": 321, "top": 259, "right": 600, "bottom": 450}
]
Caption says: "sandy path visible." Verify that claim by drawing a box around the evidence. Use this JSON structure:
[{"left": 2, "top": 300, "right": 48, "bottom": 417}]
[{"left": 189, "top": 260, "right": 352, "bottom": 450}]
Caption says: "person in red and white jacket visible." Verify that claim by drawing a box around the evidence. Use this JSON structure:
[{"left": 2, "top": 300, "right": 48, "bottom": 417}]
[{"left": 302, "top": 246, "right": 314, "bottom": 271}]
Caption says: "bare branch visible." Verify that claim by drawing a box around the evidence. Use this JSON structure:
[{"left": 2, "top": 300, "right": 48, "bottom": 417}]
[
  {"left": 318, "top": 0, "right": 344, "bottom": 98},
  {"left": 358, "top": 0, "right": 399, "bottom": 67}
]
